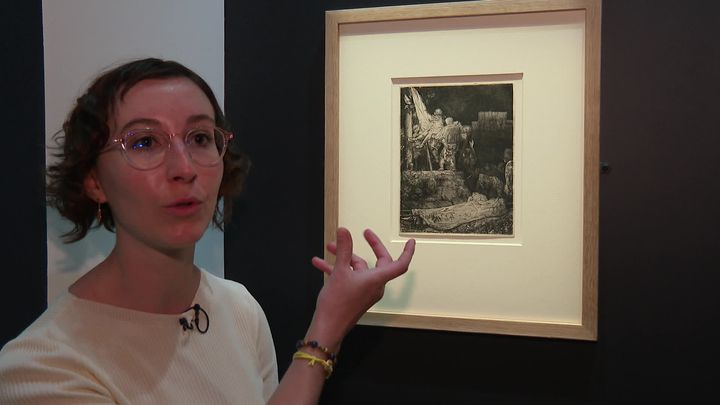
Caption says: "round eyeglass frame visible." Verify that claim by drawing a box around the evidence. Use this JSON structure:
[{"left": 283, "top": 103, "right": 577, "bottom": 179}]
[{"left": 102, "top": 126, "right": 234, "bottom": 171}]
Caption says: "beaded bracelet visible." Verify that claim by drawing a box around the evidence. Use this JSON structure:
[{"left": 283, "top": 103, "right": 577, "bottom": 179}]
[
  {"left": 293, "top": 351, "right": 335, "bottom": 379},
  {"left": 295, "top": 339, "right": 337, "bottom": 363}
]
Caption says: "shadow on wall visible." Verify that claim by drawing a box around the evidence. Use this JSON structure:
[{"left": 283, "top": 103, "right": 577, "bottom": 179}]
[{"left": 378, "top": 270, "right": 415, "bottom": 310}]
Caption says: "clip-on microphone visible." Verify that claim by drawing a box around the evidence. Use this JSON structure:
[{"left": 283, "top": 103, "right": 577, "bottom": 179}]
[{"left": 179, "top": 303, "right": 209, "bottom": 334}]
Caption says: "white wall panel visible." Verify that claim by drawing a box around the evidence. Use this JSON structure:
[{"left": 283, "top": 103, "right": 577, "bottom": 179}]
[{"left": 42, "top": 0, "right": 225, "bottom": 303}]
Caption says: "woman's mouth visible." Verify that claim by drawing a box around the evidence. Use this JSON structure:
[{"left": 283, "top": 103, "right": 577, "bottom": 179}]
[{"left": 165, "top": 199, "right": 202, "bottom": 216}]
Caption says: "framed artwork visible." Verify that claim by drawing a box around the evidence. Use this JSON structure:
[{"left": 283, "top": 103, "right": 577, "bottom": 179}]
[{"left": 324, "top": 0, "right": 601, "bottom": 340}]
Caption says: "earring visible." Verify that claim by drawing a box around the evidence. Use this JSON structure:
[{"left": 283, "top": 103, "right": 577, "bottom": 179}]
[{"left": 96, "top": 202, "right": 103, "bottom": 224}]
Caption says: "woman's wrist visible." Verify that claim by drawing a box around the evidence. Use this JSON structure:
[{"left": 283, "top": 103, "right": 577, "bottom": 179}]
[
  {"left": 292, "top": 327, "right": 343, "bottom": 380},
  {"left": 304, "top": 316, "right": 345, "bottom": 354}
]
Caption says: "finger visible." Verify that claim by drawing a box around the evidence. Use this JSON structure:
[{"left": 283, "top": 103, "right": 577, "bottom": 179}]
[
  {"left": 333, "top": 227, "right": 354, "bottom": 270},
  {"left": 363, "top": 229, "right": 393, "bottom": 265},
  {"left": 311, "top": 256, "right": 334, "bottom": 274},
  {"left": 372, "top": 238, "right": 416, "bottom": 282},
  {"left": 350, "top": 256, "right": 369, "bottom": 271},
  {"left": 326, "top": 242, "right": 368, "bottom": 270}
]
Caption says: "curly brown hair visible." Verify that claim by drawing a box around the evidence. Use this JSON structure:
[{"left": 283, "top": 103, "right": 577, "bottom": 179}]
[{"left": 46, "top": 58, "right": 251, "bottom": 242}]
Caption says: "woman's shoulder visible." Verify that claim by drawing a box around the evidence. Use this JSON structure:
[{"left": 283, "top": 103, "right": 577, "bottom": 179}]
[
  {"left": 0, "top": 291, "right": 119, "bottom": 356},
  {"left": 1, "top": 294, "right": 75, "bottom": 349},
  {"left": 200, "top": 269, "right": 252, "bottom": 296},
  {"left": 0, "top": 294, "right": 106, "bottom": 397},
  {"left": 198, "top": 270, "right": 264, "bottom": 314},
  {"left": 196, "top": 270, "right": 274, "bottom": 339}
]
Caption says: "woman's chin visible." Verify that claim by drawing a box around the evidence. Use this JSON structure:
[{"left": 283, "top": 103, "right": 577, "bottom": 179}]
[{"left": 164, "top": 223, "right": 211, "bottom": 247}]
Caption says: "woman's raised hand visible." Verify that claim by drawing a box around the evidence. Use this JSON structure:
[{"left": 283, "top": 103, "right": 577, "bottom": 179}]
[{"left": 306, "top": 227, "right": 415, "bottom": 351}]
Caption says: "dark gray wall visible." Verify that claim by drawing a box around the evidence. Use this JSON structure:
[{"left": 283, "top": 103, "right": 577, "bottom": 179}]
[
  {"left": 3, "top": 0, "right": 718, "bottom": 403},
  {"left": 1, "top": 0, "right": 47, "bottom": 346},
  {"left": 224, "top": 0, "right": 719, "bottom": 403}
]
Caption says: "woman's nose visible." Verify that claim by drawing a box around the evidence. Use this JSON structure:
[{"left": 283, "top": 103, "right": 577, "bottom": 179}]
[{"left": 164, "top": 138, "right": 197, "bottom": 182}]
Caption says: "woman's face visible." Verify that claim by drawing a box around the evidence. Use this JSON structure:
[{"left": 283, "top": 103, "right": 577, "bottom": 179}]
[{"left": 84, "top": 77, "right": 223, "bottom": 252}]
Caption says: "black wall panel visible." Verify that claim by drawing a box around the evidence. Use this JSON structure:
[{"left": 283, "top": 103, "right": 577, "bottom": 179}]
[
  {"left": 0, "top": 0, "right": 47, "bottom": 346},
  {"left": 225, "top": 0, "right": 719, "bottom": 403}
]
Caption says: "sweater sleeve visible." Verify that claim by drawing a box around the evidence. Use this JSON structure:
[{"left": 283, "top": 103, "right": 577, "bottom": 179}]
[{"left": 0, "top": 337, "right": 116, "bottom": 405}]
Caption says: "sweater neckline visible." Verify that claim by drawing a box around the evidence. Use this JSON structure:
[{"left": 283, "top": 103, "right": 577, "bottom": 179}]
[{"left": 62, "top": 269, "right": 207, "bottom": 321}]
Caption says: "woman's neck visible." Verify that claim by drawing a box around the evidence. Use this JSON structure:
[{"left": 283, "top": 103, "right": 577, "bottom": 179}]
[{"left": 69, "top": 235, "right": 201, "bottom": 314}]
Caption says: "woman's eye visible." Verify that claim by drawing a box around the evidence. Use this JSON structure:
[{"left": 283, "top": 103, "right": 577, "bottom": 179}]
[
  {"left": 131, "top": 136, "right": 154, "bottom": 150},
  {"left": 127, "top": 132, "right": 164, "bottom": 152},
  {"left": 189, "top": 132, "right": 212, "bottom": 147}
]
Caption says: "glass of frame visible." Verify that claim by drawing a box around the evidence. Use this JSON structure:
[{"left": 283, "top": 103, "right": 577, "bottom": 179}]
[{"left": 324, "top": 0, "right": 601, "bottom": 340}]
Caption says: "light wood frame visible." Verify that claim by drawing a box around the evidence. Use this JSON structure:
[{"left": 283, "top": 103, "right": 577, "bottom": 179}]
[{"left": 324, "top": 0, "right": 600, "bottom": 340}]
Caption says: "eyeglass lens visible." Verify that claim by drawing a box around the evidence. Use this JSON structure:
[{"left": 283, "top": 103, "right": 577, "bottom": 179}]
[{"left": 123, "top": 128, "right": 226, "bottom": 169}]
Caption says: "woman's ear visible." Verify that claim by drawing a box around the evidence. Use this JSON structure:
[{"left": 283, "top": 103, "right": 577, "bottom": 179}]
[{"left": 83, "top": 169, "right": 107, "bottom": 203}]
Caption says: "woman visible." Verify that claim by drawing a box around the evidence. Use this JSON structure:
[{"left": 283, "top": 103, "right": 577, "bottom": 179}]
[{"left": 0, "top": 58, "right": 415, "bottom": 404}]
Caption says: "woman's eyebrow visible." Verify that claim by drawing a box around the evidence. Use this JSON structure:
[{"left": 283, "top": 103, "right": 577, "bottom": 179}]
[
  {"left": 119, "top": 118, "right": 161, "bottom": 132},
  {"left": 118, "top": 115, "right": 214, "bottom": 132}
]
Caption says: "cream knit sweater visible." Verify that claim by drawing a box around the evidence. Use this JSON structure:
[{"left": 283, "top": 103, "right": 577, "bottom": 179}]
[{"left": 0, "top": 270, "right": 278, "bottom": 404}]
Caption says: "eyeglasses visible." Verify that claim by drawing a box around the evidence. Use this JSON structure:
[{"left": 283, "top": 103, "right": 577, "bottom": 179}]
[{"left": 104, "top": 126, "right": 233, "bottom": 170}]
